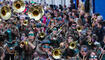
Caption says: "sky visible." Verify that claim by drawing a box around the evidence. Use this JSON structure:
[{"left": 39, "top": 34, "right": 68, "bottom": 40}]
[{"left": 95, "top": 0, "right": 105, "bottom": 20}]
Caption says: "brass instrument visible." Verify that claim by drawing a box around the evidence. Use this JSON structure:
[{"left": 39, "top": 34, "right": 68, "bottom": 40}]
[
  {"left": 13, "top": 0, "right": 25, "bottom": 13},
  {"left": 52, "top": 34, "right": 58, "bottom": 40},
  {"left": 33, "top": 24, "right": 36, "bottom": 29},
  {"left": 0, "top": 5, "right": 11, "bottom": 20},
  {"left": 77, "top": 26, "right": 83, "bottom": 32},
  {"left": 20, "top": 41, "right": 28, "bottom": 47},
  {"left": 69, "top": 41, "right": 77, "bottom": 49},
  {"left": 88, "top": 40, "right": 92, "bottom": 45},
  {"left": 23, "top": 20, "right": 28, "bottom": 26},
  {"left": 28, "top": 5, "right": 44, "bottom": 21},
  {"left": 52, "top": 48, "right": 62, "bottom": 59},
  {"left": 20, "top": 41, "right": 25, "bottom": 46},
  {"left": 0, "top": 18, "right": 2, "bottom": 22},
  {"left": 38, "top": 32, "right": 46, "bottom": 40}
]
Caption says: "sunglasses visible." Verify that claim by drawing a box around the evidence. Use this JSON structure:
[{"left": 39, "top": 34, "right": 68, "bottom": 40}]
[
  {"left": 89, "top": 55, "right": 97, "bottom": 59},
  {"left": 28, "top": 33, "right": 34, "bottom": 36},
  {"left": 71, "top": 25, "right": 76, "bottom": 27},
  {"left": 42, "top": 45, "right": 50, "bottom": 48}
]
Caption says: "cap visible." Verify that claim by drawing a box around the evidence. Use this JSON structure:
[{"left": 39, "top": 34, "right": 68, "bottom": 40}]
[
  {"left": 53, "top": 27, "right": 57, "bottom": 31},
  {"left": 57, "top": 17, "right": 62, "bottom": 21}
]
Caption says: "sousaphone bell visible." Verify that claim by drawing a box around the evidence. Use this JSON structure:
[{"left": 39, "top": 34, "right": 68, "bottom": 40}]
[
  {"left": 13, "top": 0, "right": 25, "bottom": 13},
  {"left": 0, "top": 5, "right": 11, "bottom": 20},
  {"left": 28, "top": 5, "right": 44, "bottom": 21}
]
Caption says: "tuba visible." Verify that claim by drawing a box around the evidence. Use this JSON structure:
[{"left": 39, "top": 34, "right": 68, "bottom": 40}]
[
  {"left": 13, "top": 0, "right": 25, "bottom": 13},
  {"left": 52, "top": 48, "right": 62, "bottom": 59},
  {"left": 28, "top": 5, "right": 44, "bottom": 21},
  {"left": 0, "top": 5, "right": 11, "bottom": 20}
]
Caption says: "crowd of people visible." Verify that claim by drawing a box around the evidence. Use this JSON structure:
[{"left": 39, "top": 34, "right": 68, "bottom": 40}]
[{"left": 0, "top": 0, "right": 105, "bottom": 60}]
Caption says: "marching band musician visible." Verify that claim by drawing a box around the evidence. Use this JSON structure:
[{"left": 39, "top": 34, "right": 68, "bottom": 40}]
[
  {"left": 0, "top": 47, "right": 5, "bottom": 60},
  {"left": 100, "top": 35, "right": 105, "bottom": 60},
  {"left": 23, "top": 31, "right": 36, "bottom": 60},
  {"left": 79, "top": 45, "right": 89, "bottom": 60},
  {"left": 0, "top": 0, "right": 105, "bottom": 60},
  {"left": 88, "top": 50, "right": 98, "bottom": 60},
  {"left": 29, "top": 40, "right": 52, "bottom": 60},
  {"left": 62, "top": 35, "right": 80, "bottom": 60},
  {"left": 4, "top": 22, "right": 18, "bottom": 60},
  {"left": 49, "top": 27, "right": 63, "bottom": 48}
]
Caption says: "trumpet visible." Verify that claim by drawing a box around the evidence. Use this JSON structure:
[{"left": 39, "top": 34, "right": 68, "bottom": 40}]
[
  {"left": 52, "top": 48, "right": 62, "bottom": 59},
  {"left": 77, "top": 26, "right": 83, "bottom": 32},
  {"left": 28, "top": 5, "right": 44, "bottom": 21},
  {"left": 32, "top": 24, "right": 36, "bottom": 29},
  {"left": 13, "top": 0, "right": 25, "bottom": 13},
  {"left": 38, "top": 32, "right": 46, "bottom": 40},
  {"left": 69, "top": 41, "right": 77, "bottom": 49},
  {"left": 23, "top": 20, "right": 28, "bottom": 26},
  {"left": 0, "top": 5, "right": 11, "bottom": 20},
  {"left": 88, "top": 40, "right": 92, "bottom": 45},
  {"left": 52, "top": 34, "right": 58, "bottom": 40},
  {"left": 20, "top": 41, "right": 28, "bottom": 46}
]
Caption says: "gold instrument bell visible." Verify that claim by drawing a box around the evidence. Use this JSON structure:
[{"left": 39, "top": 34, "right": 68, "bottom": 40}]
[
  {"left": 88, "top": 40, "right": 92, "bottom": 45},
  {"left": 0, "top": 5, "right": 11, "bottom": 20},
  {"left": 77, "top": 26, "right": 83, "bottom": 32},
  {"left": 39, "top": 32, "right": 45, "bottom": 39},
  {"left": 52, "top": 34, "right": 58, "bottom": 40},
  {"left": 69, "top": 41, "right": 77, "bottom": 49},
  {"left": 52, "top": 49, "right": 62, "bottom": 59},
  {"left": 28, "top": 5, "right": 44, "bottom": 21},
  {"left": 23, "top": 20, "right": 28, "bottom": 26},
  {"left": 33, "top": 24, "right": 36, "bottom": 29},
  {"left": 13, "top": 0, "right": 25, "bottom": 13}
]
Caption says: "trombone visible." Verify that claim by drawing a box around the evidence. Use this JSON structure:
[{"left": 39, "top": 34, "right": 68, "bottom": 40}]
[
  {"left": 0, "top": 5, "right": 11, "bottom": 20},
  {"left": 12, "top": 0, "right": 25, "bottom": 13},
  {"left": 28, "top": 5, "right": 44, "bottom": 21}
]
